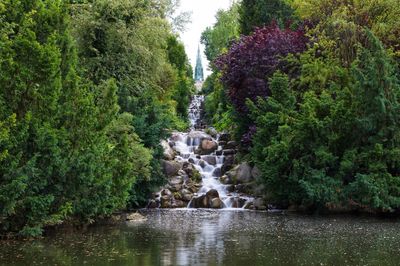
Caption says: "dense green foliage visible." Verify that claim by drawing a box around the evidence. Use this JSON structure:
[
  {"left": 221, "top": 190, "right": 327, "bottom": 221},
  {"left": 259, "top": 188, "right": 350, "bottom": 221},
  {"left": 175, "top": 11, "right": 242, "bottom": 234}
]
[
  {"left": 239, "top": 0, "right": 295, "bottom": 35},
  {"left": 0, "top": 0, "right": 193, "bottom": 236},
  {"left": 200, "top": 4, "right": 240, "bottom": 131},
  {"left": 203, "top": 0, "right": 400, "bottom": 213},
  {"left": 201, "top": 4, "right": 240, "bottom": 64}
]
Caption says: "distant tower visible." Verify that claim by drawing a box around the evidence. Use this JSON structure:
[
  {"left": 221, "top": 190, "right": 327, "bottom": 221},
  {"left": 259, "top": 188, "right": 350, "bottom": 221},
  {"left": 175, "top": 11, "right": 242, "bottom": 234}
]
[{"left": 194, "top": 45, "right": 204, "bottom": 82}]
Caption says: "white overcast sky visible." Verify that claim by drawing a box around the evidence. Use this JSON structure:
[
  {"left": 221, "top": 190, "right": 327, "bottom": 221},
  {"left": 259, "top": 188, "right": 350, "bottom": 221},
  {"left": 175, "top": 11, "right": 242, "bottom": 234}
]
[{"left": 177, "top": 0, "right": 232, "bottom": 77}]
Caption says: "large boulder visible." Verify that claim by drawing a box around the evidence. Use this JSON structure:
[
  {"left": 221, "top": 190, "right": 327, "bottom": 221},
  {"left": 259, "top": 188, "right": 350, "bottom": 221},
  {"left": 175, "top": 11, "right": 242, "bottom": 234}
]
[
  {"left": 188, "top": 189, "right": 223, "bottom": 209},
  {"left": 162, "top": 160, "right": 183, "bottom": 177},
  {"left": 197, "top": 139, "right": 218, "bottom": 155},
  {"left": 227, "top": 162, "right": 253, "bottom": 184},
  {"left": 161, "top": 140, "right": 175, "bottom": 160}
]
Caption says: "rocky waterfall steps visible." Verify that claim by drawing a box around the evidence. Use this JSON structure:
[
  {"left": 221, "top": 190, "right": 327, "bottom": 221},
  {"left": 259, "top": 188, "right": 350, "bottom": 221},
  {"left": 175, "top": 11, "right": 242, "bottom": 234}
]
[{"left": 148, "top": 95, "right": 266, "bottom": 210}]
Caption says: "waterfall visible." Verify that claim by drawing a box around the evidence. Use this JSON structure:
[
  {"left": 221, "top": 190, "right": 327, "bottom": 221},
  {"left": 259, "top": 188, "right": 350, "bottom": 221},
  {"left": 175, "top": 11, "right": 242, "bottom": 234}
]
[
  {"left": 165, "top": 95, "right": 254, "bottom": 209},
  {"left": 188, "top": 95, "right": 204, "bottom": 130}
]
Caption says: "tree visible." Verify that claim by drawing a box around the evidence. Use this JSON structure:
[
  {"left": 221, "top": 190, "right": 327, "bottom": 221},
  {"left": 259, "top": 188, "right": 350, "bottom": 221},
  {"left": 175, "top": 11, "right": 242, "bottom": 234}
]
[
  {"left": 70, "top": 0, "right": 195, "bottom": 206},
  {"left": 291, "top": 0, "right": 400, "bottom": 62},
  {"left": 216, "top": 23, "right": 307, "bottom": 141},
  {"left": 250, "top": 31, "right": 400, "bottom": 212},
  {"left": 201, "top": 3, "right": 240, "bottom": 64},
  {"left": 239, "top": 0, "right": 294, "bottom": 35},
  {"left": 0, "top": 0, "right": 151, "bottom": 236}
]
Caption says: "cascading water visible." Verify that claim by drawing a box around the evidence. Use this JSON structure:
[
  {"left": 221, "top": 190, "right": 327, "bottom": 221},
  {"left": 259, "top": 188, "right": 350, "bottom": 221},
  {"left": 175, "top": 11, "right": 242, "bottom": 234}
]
[
  {"left": 188, "top": 95, "right": 204, "bottom": 130},
  {"left": 168, "top": 95, "right": 254, "bottom": 209}
]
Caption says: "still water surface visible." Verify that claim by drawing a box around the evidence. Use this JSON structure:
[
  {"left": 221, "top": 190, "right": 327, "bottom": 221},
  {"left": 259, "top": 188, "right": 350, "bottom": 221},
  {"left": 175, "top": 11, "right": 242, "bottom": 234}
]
[{"left": 1, "top": 209, "right": 400, "bottom": 266}]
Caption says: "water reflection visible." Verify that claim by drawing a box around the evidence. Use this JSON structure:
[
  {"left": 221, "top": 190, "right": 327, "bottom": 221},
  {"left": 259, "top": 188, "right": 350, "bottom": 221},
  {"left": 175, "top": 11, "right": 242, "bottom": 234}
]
[{"left": 1, "top": 209, "right": 400, "bottom": 266}]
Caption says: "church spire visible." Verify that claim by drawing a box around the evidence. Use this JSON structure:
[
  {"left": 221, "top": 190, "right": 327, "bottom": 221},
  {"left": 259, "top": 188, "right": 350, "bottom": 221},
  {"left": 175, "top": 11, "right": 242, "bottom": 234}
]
[{"left": 194, "top": 45, "right": 204, "bottom": 82}]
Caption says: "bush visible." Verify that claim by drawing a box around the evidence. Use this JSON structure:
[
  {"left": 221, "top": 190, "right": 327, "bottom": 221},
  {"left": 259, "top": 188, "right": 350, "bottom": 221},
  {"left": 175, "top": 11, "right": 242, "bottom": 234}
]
[{"left": 250, "top": 31, "right": 400, "bottom": 212}]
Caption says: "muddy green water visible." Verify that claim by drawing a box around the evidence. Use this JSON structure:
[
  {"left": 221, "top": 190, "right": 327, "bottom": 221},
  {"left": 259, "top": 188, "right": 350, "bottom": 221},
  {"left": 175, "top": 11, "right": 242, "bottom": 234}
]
[{"left": 1, "top": 209, "right": 400, "bottom": 266}]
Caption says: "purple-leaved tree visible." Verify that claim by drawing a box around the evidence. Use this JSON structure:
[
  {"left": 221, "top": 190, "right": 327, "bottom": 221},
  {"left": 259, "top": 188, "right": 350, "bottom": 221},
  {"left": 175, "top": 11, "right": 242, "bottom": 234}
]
[{"left": 216, "top": 23, "right": 308, "bottom": 114}]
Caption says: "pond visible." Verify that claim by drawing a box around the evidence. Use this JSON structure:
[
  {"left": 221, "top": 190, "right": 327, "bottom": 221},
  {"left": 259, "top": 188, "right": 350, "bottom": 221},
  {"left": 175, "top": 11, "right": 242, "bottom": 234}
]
[{"left": 1, "top": 209, "right": 400, "bottom": 266}]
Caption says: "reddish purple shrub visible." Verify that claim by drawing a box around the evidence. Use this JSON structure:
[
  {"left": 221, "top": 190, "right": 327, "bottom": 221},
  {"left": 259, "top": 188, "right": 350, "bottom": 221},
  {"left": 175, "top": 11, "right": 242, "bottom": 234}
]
[{"left": 216, "top": 23, "right": 308, "bottom": 114}]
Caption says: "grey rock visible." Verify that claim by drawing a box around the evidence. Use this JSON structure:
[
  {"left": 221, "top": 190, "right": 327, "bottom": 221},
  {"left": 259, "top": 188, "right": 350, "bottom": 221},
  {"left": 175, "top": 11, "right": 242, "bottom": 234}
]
[
  {"left": 198, "top": 139, "right": 218, "bottom": 155},
  {"left": 206, "top": 189, "right": 219, "bottom": 199},
  {"left": 181, "top": 189, "right": 194, "bottom": 202},
  {"left": 199, "top": 159, "right": 206, "bottom": 168},
  {"left": 161, "top": 140, "right": 175, "bottom": 160},
  {"left": 203, "top": 155, "right": 217, "bottom": 166},
  {"left": 161, "top": 195, "right": 172, "bottom": 208},
  {"left": 210, "top": 198, "right": 223, "bottom": 209},
  {"left": 162, "top": 160, "right": 183, "bottom": 177},
  {"left": 212, "top": 167, "right": 222, "bottom": 177},
  {"left": 227, "top": 162, "right": 253, "bottom": 184},
  {"left": 226, "top": 197, "right": 247, "bottom": 208}
]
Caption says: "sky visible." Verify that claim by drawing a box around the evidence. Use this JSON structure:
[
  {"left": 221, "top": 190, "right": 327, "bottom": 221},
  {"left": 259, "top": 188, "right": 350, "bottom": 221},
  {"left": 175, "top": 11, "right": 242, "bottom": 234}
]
[{"left": 177, "top": 0, "right": 232, "bottom": 78}]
